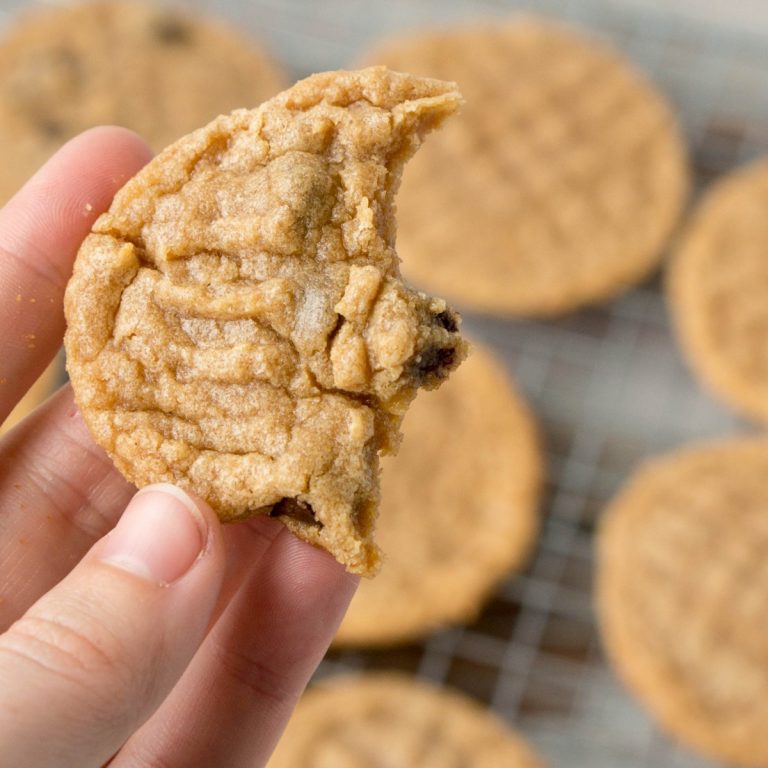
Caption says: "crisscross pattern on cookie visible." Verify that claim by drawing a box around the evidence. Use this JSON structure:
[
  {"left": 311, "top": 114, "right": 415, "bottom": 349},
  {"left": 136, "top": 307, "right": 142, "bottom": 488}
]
[
  {"left": 599, "top": 439, "right": 768, "bottom": 765},
  {"left": 365, "top": 20, "right": 688, "bottom": 314},
  {"left": 670, "top": 160, "right": 768, "bottom": 424},
  {"left": 269, "top": 675, "right": 545, "bottom": 767}
]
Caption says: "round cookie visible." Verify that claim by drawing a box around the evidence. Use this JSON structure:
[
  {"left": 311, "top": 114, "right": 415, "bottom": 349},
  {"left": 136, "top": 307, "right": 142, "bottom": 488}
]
[
  {"left": 269, "top": 673, "right": 545, "bottom": 767},
  {"left": 669, "top": 159, "right": 768, "bottom": 424},
  {"left": 598, "top": 438, "right": 768, "bottom": 767},
  {"left": 335, "top": 340, "right": 541, "bottom": 646},
  {"left": 63, "top": 68, "right": 467, "bottom": 576},
  {"left": 361, "top": 19, "right": 689, "bottom": 315},
  {"left": 0, "top": 0, "right": 288, "bottom": 203},
  {"left": 1, "top": 359, "right": 61, "bottom": 435}
]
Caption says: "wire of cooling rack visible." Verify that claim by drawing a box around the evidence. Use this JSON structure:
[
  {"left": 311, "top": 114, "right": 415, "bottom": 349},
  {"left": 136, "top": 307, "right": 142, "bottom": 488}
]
[
  {"left": 251, "top": 3, "right": 762, "bottom": 767},
  {"left": 1, "top": 0, "right": 763, "bottom": 764}
]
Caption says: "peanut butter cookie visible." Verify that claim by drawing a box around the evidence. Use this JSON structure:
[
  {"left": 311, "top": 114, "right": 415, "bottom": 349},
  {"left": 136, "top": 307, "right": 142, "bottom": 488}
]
[
  {"left": 269, "top": 673, "right": 545, "bottom": 767},
  {"left": 598, "top": 438, "right": 768, "bottom": 766},
  {"left": 0, "top": 0, "right": 287, "bottom": 203},
  {"left": 362, "top": 18, "right": 689, "bottom": 315},
  {"left": 669, "top": 159, "right": 768, "bottom": 424},
  {"left": 335, "top": 340, "right": 541, "bottom": 645},
  {"left": 64, "top": 67, "right": 466, "bottom": 575}
]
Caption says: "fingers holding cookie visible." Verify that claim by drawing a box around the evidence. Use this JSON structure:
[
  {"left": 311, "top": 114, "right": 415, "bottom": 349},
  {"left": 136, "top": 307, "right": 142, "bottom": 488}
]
[
  {"left": 0, "top": 386, "right": 135, "bottom": 630},
  {"left": 0, "top": 125, "right": 151, "bottom": 424},
  {"left": 110, "top": 529, "right": 357, "bottom": 768},
  {"left": 0, "top": 127, "right": 151, "bottom": 626}
]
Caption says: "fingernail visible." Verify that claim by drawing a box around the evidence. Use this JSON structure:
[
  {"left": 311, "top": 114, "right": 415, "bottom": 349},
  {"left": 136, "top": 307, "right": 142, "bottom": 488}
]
[{"left": 99, "top": 484, "right": 208, "bottom": 585}]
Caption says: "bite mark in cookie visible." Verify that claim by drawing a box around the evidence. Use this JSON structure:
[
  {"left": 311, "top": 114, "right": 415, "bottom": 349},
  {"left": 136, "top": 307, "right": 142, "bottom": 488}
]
[{"left": 64, "top": 67, "right": 467, "bottom": 575}]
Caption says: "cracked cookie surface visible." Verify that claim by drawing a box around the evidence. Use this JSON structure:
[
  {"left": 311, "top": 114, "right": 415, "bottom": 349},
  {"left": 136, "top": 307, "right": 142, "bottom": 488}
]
[
  {"left": 269, "top": 674, "right": 546, "bottom": 767},
  {"left": 64, "top": 67, "right": 466, "bottom": 575}
]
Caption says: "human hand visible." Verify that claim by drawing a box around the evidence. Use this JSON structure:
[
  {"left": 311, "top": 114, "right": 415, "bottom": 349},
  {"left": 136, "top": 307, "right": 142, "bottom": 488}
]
[{"left": 0, "top": 127, "right": 358, "bottom": 768}]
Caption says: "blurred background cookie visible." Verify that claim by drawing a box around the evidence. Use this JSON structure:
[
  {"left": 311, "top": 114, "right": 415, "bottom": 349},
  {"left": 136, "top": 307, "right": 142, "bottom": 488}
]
[
  {"left": 0, "top": 0, "right": 288, "bottom": 202},
  {"left": 598, "top": 438, "right": 768, "bottom": 767},
  {"left": 269, "top": 673, "right": 546, "bottom": 767},
  {"left": 334, "top": 340, "right": 542, "bottom": 646},
  {"left": 361, "top": 18, "right": 689, "bottom": 315},
  {"left": 669, "top": 158, "right": 768, "bottom": 424},
  {"left": 0, "top": 1, "right": 762, "bottom": 764}
]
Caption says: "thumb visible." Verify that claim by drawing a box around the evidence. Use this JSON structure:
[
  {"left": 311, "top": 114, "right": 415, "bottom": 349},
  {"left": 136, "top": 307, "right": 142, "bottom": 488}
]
[{"left": 0, "top": 483, "right": 226, "bottom": 768}]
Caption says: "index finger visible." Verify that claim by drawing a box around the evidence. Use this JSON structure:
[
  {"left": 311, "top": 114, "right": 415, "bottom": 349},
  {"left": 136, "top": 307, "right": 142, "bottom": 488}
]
[{"left": 0, "top": 126, "right": 152, "bottom": 423}]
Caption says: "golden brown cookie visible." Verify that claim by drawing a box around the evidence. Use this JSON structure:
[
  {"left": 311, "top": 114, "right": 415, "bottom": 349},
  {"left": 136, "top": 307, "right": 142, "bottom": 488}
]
[
  {"left": 598, "top": 438, "right": 768, "bottom": 767},
  {"left": 1, "top": 359, "right": 61, "bottom": 434},
  {"left": 64, "top": 68, "right": 467, "bottom": 576},
  {"left": 0, "top": 0, "right": 288, "bottom": 203},
  {"left": 335, "top": 340, "right": 541, "bottom": 645},
  {"left": 361, "top": 18, "right": 689, "bottom": 315},
  {"left": 668, "top": 159, "right": 768, "bottom": 424},
  {"left": 269, "top": 673, "right": 546, "bottom": 767}
]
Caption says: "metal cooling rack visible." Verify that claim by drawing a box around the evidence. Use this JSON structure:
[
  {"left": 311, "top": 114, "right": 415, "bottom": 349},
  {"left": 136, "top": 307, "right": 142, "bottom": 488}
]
[
  {"left": 233, "top": 3, "right": 761, "bottom": 767},
  {"left": 2, "top": 0, "right": 765, "bottom": 765}
]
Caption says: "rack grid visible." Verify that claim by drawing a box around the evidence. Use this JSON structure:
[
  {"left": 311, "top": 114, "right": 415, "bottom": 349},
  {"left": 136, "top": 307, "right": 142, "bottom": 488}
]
[
  {"left": 247, "top": 3, "right": 761, "bottom": 765},
  {"left": 4, "top": 1, "right": 765, "bottom": 764}
]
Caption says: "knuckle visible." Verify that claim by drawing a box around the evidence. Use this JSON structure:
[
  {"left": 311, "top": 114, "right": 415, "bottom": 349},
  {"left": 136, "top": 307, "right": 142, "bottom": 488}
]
[
  {"left": 209, "top": 634, "right": 296, "bottom": 710},
  {"left": 22, "top": 430, "right": 125, "bottom": 543},
  {"left": 0, "top": 610, "right": 134, "bottom": 702}
]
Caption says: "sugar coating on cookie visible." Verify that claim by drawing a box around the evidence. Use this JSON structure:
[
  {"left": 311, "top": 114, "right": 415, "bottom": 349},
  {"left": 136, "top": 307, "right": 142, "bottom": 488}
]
[
  {"left": 0, "top": 0, "right": 288, "bottom": 203},
  {"left": 64, "top": 67, "right": 467, "bottom": 575},
  {"left": 335, "top": 340, "right": 541, "bottom": 645},
  {"left": 598, "top": 438, "right": 768, "bottom": 766},
  {"left": 669, "top": 159, "right": 768, "bottom": 424},
  {"left": 362, "top": 18, "right": 689, "bottom": 315},
  {"left": 269, "top": 673, "right": 546, "bottom": 767}
]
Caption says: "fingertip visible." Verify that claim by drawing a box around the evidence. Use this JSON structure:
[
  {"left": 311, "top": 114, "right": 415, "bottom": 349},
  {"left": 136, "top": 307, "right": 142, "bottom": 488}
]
[
  {"left": 72, "top": 125, "right": 154, "bottom": 164},
  {"left": 0, "top": 479, "right": 230, "bottom": 767},
  {"left": 105, "top": 523, "right": 360, "bottom": 768},
  {"left": 273, "top": 531, "right": 360, "bottom": 611},
  {"left": 61, "top": 126, "right": 153, "bottom": 193},
  {"left": 137, "top": 482, "right": 220, "bottom": 532},
  {"left": 33, "top": 126, "right": 153, "bottom": 234},
  {"left": 15, "top": 125, "right": 153, "bottom": 206},
  {"left": 98, "top": 484, "right": 217, "bottom": 586},
  {"left": 0, "top": 125, "right": 154, "bottom": 288},
  {"left": 133, "top": 482, "right": 227, "bottom": 574}
]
